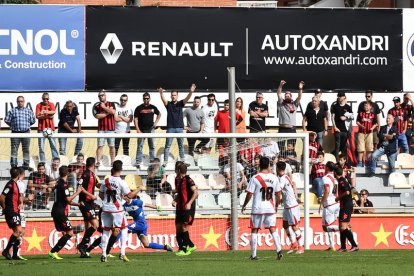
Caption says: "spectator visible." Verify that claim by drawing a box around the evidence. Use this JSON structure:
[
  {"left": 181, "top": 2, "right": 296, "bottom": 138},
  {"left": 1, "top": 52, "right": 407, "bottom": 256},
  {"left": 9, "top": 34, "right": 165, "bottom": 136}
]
[
  {"left": 401, "top": 93, "right": 414, "bottom": 148},
  {"left": 305, "top": 89, "right": 329, "bottom": 117},
  {"left": 183, "top": 96, "right": 205, "bottom": 156},
  {"left": 93, "top": 90, "right": 116, "bottom": 167},
  {"left": 311, "top": 151, "right": 326, "bottom": 202},
  {"left": 388, "top": 96, "right": 409, "bottom": 153},
  {"left": 337, "top": 153, "right": 356, "bottom": 188},
  {"left": 354, "top": 189, "right": 374, "bottom": 214},
  {"left": 279, "top": 143, "right": 300, "bottom": 172},
  {"left": 4, "top": 96, "right": 36, "bottom": 171},
  {"left": 235, "top": 97, "right": 247, "bottom": 135},
  {"left": 28, "top": 162, "right": 55, "bottom": 209},
  {"left": 260, "top": 137, "right": 280, "bottom": 160},
  {"left": 218, "top": 138, "right": 231, "bottom": 168},
  {"left": 271, "top": 156, "right": 293, "bottom": 179},
  {"left": 309, "top": 132, "right": 323, "bottom": 164},
  {"left": 368, "top": 114, "right": 398, "bottom": 177},
  {"left": 356, "top": 101, "right": 378, "bottom": 167},
  {"left": 58, "top": 100, "right": 83, "bottom": 156},
  {"left": 35, "top": 93, "right": 58, "bottom": 162},
  {"left": 68, "top": 153, "right": 86, "bottom": 190},
  {"left": 246, "top": 154, "right": 261, "bottom": 183},
  {"left": 223, "top": 155, "right": 247, "bottom": 193},
  {"left": 357, "top": 90, "right": 381, "bottom": 148},
  {"left": 239, "top": 138, "right": 261, "bottom": 169},
  {"left": 331, "top": 92, "right": 353, "bottom": 161},
  {"left": 303, "top": 96, "right": 328, "bottom": 146},
  {"left": 134, "top": 92, "right": 161, "bottom": 169},
  {"left": 214, "top": 99, "right": 243, "bottom": 147},
  {"left": 46, "top": 157, "right": 61, "bottom": 181},
  {"left": 146, "top": 158, "right": 171, "bottom": 199},
  {"left": 277, "top": 80, "right": 304, "bottom": 150},
  {"left": 159, "top": 84, "right": 195, "bottom": 165},
  {"left": 115, "top": 94, "right": 133, "bottom": 156},
  {"left": 248, "top": 92, "right": 268, "bottom": 133},
  {"left": 198, "top": 93, "right": 218, "bottom": 152}
]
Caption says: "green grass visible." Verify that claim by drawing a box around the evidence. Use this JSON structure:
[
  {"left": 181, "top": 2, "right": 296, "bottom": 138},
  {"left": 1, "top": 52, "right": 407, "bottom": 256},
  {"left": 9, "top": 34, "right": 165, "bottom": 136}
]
[{"left": 0, "top": 250, "right": 413, "bottom": 275}]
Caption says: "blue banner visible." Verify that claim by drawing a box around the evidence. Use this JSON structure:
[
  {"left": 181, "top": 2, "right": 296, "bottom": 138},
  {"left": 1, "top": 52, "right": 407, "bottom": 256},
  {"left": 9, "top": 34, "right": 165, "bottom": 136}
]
[{"left": 0, "top": 5, "right": 85, "bottom": 91}]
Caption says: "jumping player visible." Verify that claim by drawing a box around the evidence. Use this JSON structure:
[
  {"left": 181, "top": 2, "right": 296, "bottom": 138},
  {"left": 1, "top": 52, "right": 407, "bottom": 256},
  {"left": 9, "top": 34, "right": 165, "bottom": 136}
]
[
  {"left": 77, "top": 157, "right": 101, "bottom": 258},
  {"left": 334, "top": 166, "right": 359, "bottom": 252},
  {"left": 173, "top": 161, "right": 198, "bottom": 256},
  {"left": 123, "top": 195, "right": 173, "bottom": 252},
  {"left": 49, "top": 166, "right": 85, "bottom": 260},
  {"left": 319, "top": 161, "right": 340, "bottom": 251},
  {"left": 275, "top": 161, "right": 304, "bottom": 254},
  {"left": 1, "top": 167, "right": 26, "bottom": 260},
  {"left": 242, "top": 156, "right": 283, "bottom": 260}
]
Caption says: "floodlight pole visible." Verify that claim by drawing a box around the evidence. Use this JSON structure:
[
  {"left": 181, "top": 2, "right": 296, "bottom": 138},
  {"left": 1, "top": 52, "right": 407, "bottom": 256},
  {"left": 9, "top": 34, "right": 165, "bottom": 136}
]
[{"left": 228, "top": 67, "right": 238, "bottom": 251}]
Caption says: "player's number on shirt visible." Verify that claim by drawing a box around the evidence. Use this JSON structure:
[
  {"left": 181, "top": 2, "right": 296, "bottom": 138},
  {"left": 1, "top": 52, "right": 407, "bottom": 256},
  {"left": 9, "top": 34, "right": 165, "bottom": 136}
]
[
  {"left": 260, "top": 187, "right": 274, "bottom": 201},
  {"left": 106, "top": 190, "right": 117, "bottom": 203},
  {"left": 332, "top": 184, "right": 338, "bottom": 195}
]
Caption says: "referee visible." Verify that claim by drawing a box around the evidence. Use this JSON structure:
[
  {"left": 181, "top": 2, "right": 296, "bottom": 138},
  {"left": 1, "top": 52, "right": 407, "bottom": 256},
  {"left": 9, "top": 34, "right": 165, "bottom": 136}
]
[
  {"left": 334, "top": 166, "right": 359, "bottom": 252},
  {"left": 173, "top": 161, "right": 198, "bottom": 256}
]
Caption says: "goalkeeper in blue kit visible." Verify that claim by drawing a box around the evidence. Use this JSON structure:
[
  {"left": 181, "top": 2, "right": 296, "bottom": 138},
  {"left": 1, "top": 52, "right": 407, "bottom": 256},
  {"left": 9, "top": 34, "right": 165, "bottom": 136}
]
[{"left": 123, "top": 196, "right": 173, "bottom": 252}]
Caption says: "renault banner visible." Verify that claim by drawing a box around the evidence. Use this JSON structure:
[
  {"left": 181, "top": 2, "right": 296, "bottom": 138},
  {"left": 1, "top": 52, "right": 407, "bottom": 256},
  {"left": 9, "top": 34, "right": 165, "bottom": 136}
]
[{"left": 86, "top": 7, "right": 402, "bottom": 91}]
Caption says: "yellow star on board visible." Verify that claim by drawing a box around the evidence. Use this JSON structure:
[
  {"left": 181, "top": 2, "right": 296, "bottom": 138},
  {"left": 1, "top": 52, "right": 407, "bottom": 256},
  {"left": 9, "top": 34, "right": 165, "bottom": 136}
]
[
  {"left": 24, "top": 228, "right": 46, "bottom": 252},
  {"left": 201, "top": 225, "right": 222, "bottom": 249},
  {"left": 371, "top": 223, "right": 392, "bottom": 247}
]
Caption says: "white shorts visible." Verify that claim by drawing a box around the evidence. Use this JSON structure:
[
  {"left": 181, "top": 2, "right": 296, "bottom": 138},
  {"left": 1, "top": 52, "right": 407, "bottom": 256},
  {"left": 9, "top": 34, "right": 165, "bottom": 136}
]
[
  {"left": 283, "top": 206, "right": 301, "bottom": 226},
  {"left": 249, "top": 214, "right": 276, "bottom": 229},
  {"left": 322, "top": 203, "right": 340, "bottom": 226},
  {"left": 20, "top": 211, "right": 26, "bottom": 228},
  {"left": 101, "top": 211, "right": 127, "bottom": 229}
]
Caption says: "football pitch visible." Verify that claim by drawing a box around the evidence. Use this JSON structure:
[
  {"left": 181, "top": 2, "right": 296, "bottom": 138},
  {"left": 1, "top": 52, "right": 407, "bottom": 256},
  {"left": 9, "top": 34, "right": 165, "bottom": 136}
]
[{"left": 0, "top": 250, "right": 413, "bottom": 275}]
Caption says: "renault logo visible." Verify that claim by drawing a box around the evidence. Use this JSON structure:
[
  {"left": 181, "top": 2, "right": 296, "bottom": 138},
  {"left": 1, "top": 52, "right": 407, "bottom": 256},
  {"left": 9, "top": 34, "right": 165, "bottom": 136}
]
[{"left": 100, "top": 33, "right": 123, "bottom": 64}]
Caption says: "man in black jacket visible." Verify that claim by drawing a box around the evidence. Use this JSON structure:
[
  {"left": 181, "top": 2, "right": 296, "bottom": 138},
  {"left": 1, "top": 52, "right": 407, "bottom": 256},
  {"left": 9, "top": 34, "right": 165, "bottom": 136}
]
[{"left": 368, "top": 114, "right": 398, "bottom": 177}]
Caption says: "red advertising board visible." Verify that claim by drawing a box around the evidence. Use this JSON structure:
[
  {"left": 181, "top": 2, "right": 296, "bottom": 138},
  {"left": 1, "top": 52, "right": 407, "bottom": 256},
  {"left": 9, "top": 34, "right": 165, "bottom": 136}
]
[{"left": 1, "top": 216, "right": 413, "bottom": 255}]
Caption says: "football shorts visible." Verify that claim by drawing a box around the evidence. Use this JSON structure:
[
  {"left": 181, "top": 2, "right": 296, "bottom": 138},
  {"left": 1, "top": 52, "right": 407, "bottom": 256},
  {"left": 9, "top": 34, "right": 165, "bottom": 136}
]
[
  {"left": 283, "top": 206, "right": 301, "bottom": 226},
  {"left": 79, "top": 202, "right": 97, "bottom": 222},
  {"left": 101, "top": 211, "right": 128, "bottom": 229},
  {"left": 322, "top": 203, "right": 340, "bottom": 226},
  {"left": 249, "top": 214, "right": 276, "bottom": 229},
  {"left": 5, "top": 212, "right": 21, "bottom": 229}
]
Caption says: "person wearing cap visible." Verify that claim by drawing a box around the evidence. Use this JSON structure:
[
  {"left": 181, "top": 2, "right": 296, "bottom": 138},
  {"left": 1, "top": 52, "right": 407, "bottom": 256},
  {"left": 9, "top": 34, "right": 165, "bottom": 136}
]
[
  {"left": 277, "top": 80, "right": 304, "bottom": 150},
  {"left": 303, "top": 96, "right": 328, "bottom": 146},
  {"left": 401, "top": 93, "right": 414, "bottom": 149},
  {"left": 357, "top": 90, "right": 381, "bottom": 148},
  {"left": 93, "top": 90, "right": 116, "bottom": 167},
  {"left": 388, "top": 96, "right": 409, "bottom": 153},
  {"left": 330, "top": 92, "right": 353, "bottom": 161},
  {"left": 248, "top": 92, "right": 269, "bottom": 133}
]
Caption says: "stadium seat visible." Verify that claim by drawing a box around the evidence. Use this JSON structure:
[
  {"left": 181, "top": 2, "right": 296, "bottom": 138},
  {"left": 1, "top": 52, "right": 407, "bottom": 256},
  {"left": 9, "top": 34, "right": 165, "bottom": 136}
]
[
  {"left": 397, "top": 153, "right": 414, "bottom": 169},
  {"left": 139, "top": 192, "right": 153, "bottom": 206},
  {"left": 184, "top": 154, "right": 197, "bottom": 167},
  {"left": 300, "top": 192, "right": 319, "bottom": 210},
  {"left": 31, "top": 155, "right": 40, "bottom": 167},
  {"left": 155, "top": 193, "right": 174, "bottom": 209},
  {"left": 218, "top": 192, "right": 231, "bottom": 209},
  {"left": 197, "top": 155, "right": 219, "bottom": 170},
  {"left": 408, "top": 172, "right": 414, "bottom": 187},
  {"left": 208, "top": 173, "right": 226, "bottom": 189},
  {"left": 239, "top": 192, "right": 252, "bottom": 208},
  {"left": 140, "top": 154, "right": 150, "bottom": 169},
  {"left": 59, "top": 155, "right": 70, "bottom": 166},
  {"left": 100, "top": 155, "right": 111, "bottom": 167},
  {"left": 292, "top": 173, "right": 304, "bottom": 189},
  {"left": 388, "top": 172, "right": 410, "bottom": 188},
  {"left": 322, "top": 153, "right": 336, "bottom": 164},
  {"left": 166, "top": 173, "right": 176, "bottom": 190},
  {"left": 189, "top": 173, "right": 210, "bottom": 190},
  {"left": 400, "top": 192, "right": 414, "bottom": 207},
  {"left": 125, "top": 174, "right": 137, "bottom": 190},
  {"left": 197, "top": 193, "right": 218, "bottom": 209}
]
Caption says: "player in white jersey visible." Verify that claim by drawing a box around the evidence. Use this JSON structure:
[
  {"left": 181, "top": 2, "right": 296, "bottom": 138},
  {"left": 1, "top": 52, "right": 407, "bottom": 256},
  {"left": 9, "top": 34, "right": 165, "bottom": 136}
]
[
  {"left": 242, "top": 157, "right": 283, "bottom": 260},
  {"left": 319, "top": 161, "right": 340, "bottom": 251},
  {"left": 99, "top": 161, "right": 139, "bottom": 263},
  {"left": 275, "top": 161, "right": 304, "bottom": 255}
]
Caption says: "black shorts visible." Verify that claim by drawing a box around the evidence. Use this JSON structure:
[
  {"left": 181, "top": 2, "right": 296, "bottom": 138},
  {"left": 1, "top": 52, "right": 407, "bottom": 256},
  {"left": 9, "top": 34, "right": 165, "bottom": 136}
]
[
  {"left": 97, "top": 208, "right": 103, "bottom": 233},
  {"left": 79, "top": 202, "right": 97, "bottom": 222},
  {"left": 175, "top": 209, "right": 195, "bottom": 225},
  {"left": 5, "top": 212, "right": 21, "bottom": 229},
  {"left": 339, "top": 208, "right": 353, "bottom": 223},
  {"left": 52, "top": 212, "right": 72, "bottom": 232}
]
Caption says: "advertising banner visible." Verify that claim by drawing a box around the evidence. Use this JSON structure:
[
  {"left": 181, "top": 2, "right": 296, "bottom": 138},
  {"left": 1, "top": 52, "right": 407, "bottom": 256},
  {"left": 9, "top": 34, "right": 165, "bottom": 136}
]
[
  {"left": 86, "top": 7, "right": 402, "bottom": 91},
  {"left": 0, "top": 5, "right": 85, "bottom": 91},
  {"left": 2, "top": 216, "right": 413, "bottom": 255}
]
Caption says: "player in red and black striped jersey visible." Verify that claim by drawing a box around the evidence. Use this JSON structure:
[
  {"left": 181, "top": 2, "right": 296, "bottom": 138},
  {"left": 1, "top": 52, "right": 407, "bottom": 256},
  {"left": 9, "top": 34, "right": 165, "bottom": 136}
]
[
  {"left": 0, "top": 167, "right": 26, "bottom": 260},
  {"left": 334, "top": 166, "right": 359, "bottom": 252},
  {"left": 173, "top": 161, "right": 199, "bottom": 256},
  {"left": 388, "top": 96, "right": 409, "bottom": 153},
  {"left": 94, "top": 90, "right": 117, "bottom": 167},
  {"left": 309, "top": 132, "right": 323, "bottom": 161},
  {"left": 48, "top": 166, "right": 87, "bottom": 260},
  {"left": 77, "top": 157, "right": 101, "bottom": 258}
]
